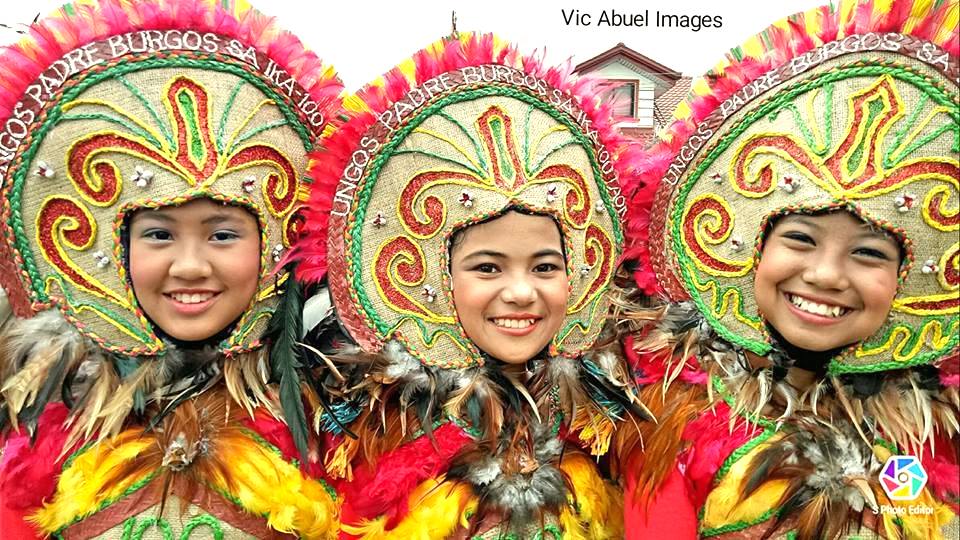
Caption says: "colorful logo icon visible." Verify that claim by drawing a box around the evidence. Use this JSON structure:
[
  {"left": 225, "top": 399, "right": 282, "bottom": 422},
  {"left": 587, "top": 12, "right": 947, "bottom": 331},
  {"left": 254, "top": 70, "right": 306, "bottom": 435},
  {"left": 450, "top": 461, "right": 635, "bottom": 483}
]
[{"left": 880, "top": 456, "right": 928, "bottom": 501}]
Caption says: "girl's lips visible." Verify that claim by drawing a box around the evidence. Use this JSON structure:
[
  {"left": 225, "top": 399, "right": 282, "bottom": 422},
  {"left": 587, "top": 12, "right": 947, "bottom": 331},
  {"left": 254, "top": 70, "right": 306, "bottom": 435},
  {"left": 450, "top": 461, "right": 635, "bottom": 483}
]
[
  {"left": 489, "top": 318, "right": 540, "bottom": 337},
  {"left": 164, "top": 292, "right": 220, "bottom": 316},
  {"left": 783, "top": 292, "right": 849, "bottom": 326}
]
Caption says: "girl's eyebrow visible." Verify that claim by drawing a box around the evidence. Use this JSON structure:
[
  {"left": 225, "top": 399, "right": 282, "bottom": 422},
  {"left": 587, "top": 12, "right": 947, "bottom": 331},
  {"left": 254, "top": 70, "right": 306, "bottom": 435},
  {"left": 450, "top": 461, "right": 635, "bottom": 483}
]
[
  {"left": 461, "top": 249, "right": 506, "bottom": 261},
  {"left": 202, "top": 214, "right": 242, "bottom": 226},
  {"left": 532, "top": 249, "right": 564, "bottom": 259}
]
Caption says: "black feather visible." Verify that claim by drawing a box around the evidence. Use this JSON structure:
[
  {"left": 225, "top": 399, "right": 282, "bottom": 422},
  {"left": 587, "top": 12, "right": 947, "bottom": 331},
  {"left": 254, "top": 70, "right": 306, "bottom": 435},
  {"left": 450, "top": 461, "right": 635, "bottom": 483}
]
[{"left": 267, "top": 272, "right": 310, "bottom": 462}]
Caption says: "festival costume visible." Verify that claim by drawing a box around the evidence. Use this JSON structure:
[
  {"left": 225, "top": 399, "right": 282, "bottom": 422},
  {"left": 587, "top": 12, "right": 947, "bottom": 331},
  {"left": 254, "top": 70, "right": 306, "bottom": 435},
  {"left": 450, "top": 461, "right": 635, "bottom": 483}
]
[
  {"left": 622, "top": 0, "right": 960, "bottom": 538},
  {"left": 0, "top": 1, "right": 343, "bottom": 537},
  {"left": 291, "top": 33, "right": 648, "bottom": 539}
]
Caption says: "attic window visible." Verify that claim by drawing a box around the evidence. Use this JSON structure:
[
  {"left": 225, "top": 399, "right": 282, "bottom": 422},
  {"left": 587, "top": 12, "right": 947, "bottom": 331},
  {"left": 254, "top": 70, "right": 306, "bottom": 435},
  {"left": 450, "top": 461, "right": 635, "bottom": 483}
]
[{"left": 604, "top": 81, "right": 637, "bottom": 117}]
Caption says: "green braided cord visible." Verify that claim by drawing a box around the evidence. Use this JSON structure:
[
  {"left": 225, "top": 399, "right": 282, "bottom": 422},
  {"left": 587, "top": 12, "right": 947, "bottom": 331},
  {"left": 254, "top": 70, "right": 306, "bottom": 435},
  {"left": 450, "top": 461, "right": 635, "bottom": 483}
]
[
  {"left": 884, "top": 92, "right": 931, "bottom": 168},
  {"left": 180, "top": 514, "right": 225, "bottom": 539},
  {"left": 130, "top": 516, "right": 174, "bottom": 540},
  {"left": 217, "top": 79, "right": 247, "bottom": 153},
  {"left": 701, "top": 508, "right": 779, "bottom": 537},
  {"left": 116, "top": 75, "right": 174, "bottom": 146},
  {"left": 60, "top": 113, "right": 164, "bottom": 149},
  {"left": 530, "top": 140, "right": 580, "bottom": 173},
  {"left": 42, "top": 274, "right": 154, "bottom": 342},
  {"left": 670, "top": 62, "right": 958, "bottom": 360},
  {"left": 349, "top": 85, "right": 624, "bottom": 337},
  {"left": 61, "top": 439, "right": 96, "bottom": 471},
  {"left": 384, "top": 315, "right": 475, "bottom": 358},
  {"left": 711, "top": 375, "right": 777, "bottom": 482},
  {"left": 437, "top": 110, "right": 489, "bottom": 172},
  {"left": 231, "top": 307, "right": 274, "bottom": 345},
  {"left": 392, "top": 148, "right": 484, "bottom": 178},
  {"left": 9, "top": 55, "right": 313, "bottom": 299},
  {"left": 230, "top": 119, "right": 292, "bottom": 154},
  {"left": 883, "top": 89, "right": 959, "bottom": 167},
  {"left": 829, "top": 318, "right": 959, "bottom": 374}
]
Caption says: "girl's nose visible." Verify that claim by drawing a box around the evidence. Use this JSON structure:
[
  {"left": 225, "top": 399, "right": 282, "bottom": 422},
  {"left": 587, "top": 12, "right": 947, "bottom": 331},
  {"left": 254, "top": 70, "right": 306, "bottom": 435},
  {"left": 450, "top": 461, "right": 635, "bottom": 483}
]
[
  {"left": 500, "top": 277, "right": 536, "bottom": 305},
  {"left": 801, "top": 253, "right": 850, "bottom": 290},
  {"left": 169, "top": 244, "right": 213, "bottom": 280}
]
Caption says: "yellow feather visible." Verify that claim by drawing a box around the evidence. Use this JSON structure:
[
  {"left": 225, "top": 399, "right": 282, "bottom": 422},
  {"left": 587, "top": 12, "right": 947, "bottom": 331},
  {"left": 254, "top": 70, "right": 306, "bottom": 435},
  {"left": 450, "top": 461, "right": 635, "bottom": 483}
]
[
  {"left": 30, "top": 433, "right": 154, "bottom": 533},
  {"left": 934, "top": 3, "right": 959, "bottom": 44},
  {"left": 558, "top": 452, "right": 624, "bottom": 539},
  {"left": 341, "top": 477, "right": 476, "bottom": 539},
  {"left": 570, "top": 410, "right": 615, "bottom": 456},
  {"left": 208, "top": 432, "right": 340, "bottom": 540},
  {"left": 838, "top": 0, "right": 858, "bottom": 36},
  {"left": 904, "top": 0, "right": 934, "bottom": 32}
]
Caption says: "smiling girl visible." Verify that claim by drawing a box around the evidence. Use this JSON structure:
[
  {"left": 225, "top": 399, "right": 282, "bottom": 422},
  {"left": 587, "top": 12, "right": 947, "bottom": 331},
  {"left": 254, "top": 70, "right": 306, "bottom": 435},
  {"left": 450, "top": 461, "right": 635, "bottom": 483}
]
[
  {"left": 620, "top": 0, "right": 959, "bottom": 538},
  {"left": 288, "top": 33, "right": 649, "bottom": 538},
  {"left": 0, "top": 1, "right": 343, "bottom": 538}
]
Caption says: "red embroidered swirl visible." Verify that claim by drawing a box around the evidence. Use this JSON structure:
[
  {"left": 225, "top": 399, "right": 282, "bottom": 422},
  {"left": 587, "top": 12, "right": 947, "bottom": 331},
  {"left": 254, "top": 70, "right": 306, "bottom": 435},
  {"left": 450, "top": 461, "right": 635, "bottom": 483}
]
[
  {"left": 569, "top": 223, "right": 613, "bottom": 313},
  {"left": 535, "top": 164, "right": 592, "bottom": 227},
  {"left": 37, "top": 197, "right": 115, "bottom": 301},
  {"left": 681, "top": 196, "right": 748, "bottom": 275},
  {"left": 374, "top": 236, "right": 431, "bottom": 318},
  {"left": 226, "top": 145, "right": 299, "bottom": 216}
]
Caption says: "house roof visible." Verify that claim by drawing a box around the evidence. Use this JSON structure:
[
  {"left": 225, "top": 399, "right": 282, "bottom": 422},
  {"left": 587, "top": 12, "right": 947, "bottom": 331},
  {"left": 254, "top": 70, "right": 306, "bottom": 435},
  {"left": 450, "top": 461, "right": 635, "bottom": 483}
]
[
  {"left": 575, "top": 43, "right": 681, "bottom": 83},
  {"left": 654, "top": 76, "right": 692, "bottom": 125}
]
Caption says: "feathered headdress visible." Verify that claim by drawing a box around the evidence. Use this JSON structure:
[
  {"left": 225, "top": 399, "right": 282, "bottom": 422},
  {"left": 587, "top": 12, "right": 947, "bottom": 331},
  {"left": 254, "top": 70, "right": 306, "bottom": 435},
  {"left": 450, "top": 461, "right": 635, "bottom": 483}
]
[
  {"left": 292, "top": 32, "right": 645, "bottom": 369},
  {"left": 632, "top": 0, "right": 958, "bottom": 374},
  {"left": 0, "top": 0, "right": 342, "bottom": 441}
]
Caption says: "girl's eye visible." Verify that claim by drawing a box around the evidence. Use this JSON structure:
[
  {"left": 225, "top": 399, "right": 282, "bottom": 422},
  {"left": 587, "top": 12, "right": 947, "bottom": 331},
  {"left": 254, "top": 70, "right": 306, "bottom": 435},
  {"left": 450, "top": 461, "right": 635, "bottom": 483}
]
[
  {"left": 142, "top": 229, "right": 172, "bottom": 241},
  {"left": 853, "top": 247, "right": 892, "bottom": 260},
  {"left": 210, "top": 230, "right": 240, "bottom": 242},
  {"left": 473, "top": 263, "right": 499, "bottom": 274},
  {"left": 534, "top": 262, "right": 561, "bottom": 273},
  {"left": 781, "top": 231, "right": 815, "bottom": 245}
]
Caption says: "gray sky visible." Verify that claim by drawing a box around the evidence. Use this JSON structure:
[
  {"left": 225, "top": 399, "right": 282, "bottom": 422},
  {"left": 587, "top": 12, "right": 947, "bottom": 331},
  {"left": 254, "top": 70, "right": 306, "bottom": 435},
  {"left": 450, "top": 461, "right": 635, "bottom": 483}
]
[{"left": 4, "top": 0, "right": 828, "bottom": 88}]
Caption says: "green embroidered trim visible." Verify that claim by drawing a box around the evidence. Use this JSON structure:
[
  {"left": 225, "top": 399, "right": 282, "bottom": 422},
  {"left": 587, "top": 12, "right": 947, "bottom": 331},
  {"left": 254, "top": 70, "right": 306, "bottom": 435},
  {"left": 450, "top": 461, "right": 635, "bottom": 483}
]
[
  {"left": 61, "top": 439, "right": 96, "bottom": 471},
  {"left": 710, "top": 376, "right": 777, "bottom": 482},
  {"left": 129, "top": 516, "right": 175, "bottom": 540},
  {"left": 348, "top": 85, "right": 624, "bottom": 340},
  {"left": 9, "top": 54, "right": 312, "bottom": 302},
  {"left": 489, "top": 116, "right": 516, "bottom": 179},
  {"left": 874, "top": 436, "right": 898, "bottom": 454},
  {"left": 115, "top": 75, "right": 174, "bottom": 146},
  {"left": 437, "top": 110, "right": 489, "bottom": 172},
  {"left": 217, "top": 79, "right": 247, "bottom": 153},
  {"left": 60, "top": 113, "right": 164, "bottom": 148},
  {"left": 670, "top": 62, "right": 958, "bottom": 363},
  {"left": 177, "top": 90, "right": 205, "bottom": 162},
  {"left": 392, "top": 148, "right": 484, "bottom": 178},
  {"left": 231, "top": 119, "right": 292, "bottom": 153},
  {"left": 845, "top": 97, "right": 885, "bottom": 177},
  {"left": 701, "top": 508, "right": 778, "bottom": 537},
  {"left": 829, "top": 318, "right": 960, "bottom": 374},
  {"left": 180, "top": 514, "right": 225, "bottom": 539}
]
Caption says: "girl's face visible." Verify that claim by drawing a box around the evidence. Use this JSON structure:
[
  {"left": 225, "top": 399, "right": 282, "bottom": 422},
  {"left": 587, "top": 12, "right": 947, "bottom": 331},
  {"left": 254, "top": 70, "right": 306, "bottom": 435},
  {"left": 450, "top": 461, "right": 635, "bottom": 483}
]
[
  {"left": 450, "top": 212, "right": 569, "bottom": 364},
  {"left": 754, "top": 211, "right": 901, "bottom": 352},
  {"left": 128, "top": 198, "right": 261, "bottom": 342}
]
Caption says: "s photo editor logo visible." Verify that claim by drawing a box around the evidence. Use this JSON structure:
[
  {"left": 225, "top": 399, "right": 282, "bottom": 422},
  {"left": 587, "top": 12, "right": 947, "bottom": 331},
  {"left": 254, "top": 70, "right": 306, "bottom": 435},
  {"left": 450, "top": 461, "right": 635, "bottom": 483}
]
[{"left": 879, "top": 455, "right": 928, "bottom": 501}]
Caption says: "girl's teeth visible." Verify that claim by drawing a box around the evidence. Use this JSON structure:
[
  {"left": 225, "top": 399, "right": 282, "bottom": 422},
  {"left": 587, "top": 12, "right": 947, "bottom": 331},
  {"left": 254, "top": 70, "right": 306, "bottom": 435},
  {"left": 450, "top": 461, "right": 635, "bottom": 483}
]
[
  {"left": 172, "top": 293, "right": 213, "bottom": 304},
  {"left": 789, "top": 295, "right": 845, "bottom": 318},
  {"left": 493, "top": 318, "right": 535, "bottom": 329}
]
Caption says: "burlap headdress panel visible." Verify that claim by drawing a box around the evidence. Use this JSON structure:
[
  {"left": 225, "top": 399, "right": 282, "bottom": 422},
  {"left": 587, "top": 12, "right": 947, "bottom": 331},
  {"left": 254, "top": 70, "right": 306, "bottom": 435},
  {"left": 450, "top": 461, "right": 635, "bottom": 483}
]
[
  {"left": 295, "top": 34, "right": 641, "bottom": 368},
  {"left": 0, "top": 0, "right": 342, "bottom": 356},
  {"left": 636, "top": 0, "right": 958, "bottom": 373}
]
